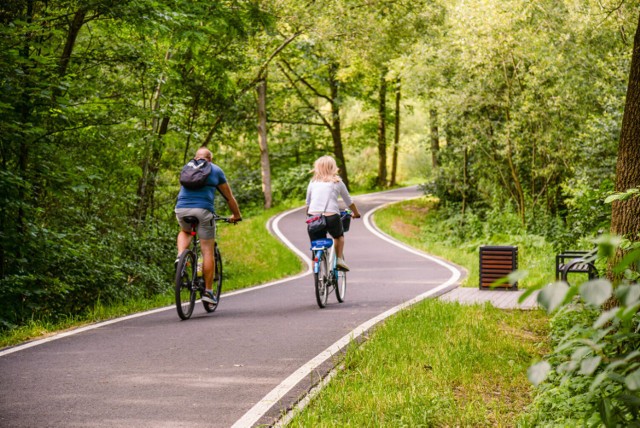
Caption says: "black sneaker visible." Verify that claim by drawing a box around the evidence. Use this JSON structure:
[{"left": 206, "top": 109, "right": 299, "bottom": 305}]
[{"left": 202, "top": 290, "right": 217, "bottom": 305}]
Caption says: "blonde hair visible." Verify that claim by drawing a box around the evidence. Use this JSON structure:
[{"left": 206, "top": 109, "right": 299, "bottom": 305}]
[{"left": 312, "top": 155, "right": 341, "bottom": 182}]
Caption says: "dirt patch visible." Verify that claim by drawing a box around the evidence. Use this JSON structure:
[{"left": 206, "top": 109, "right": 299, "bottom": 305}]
[
  {"left": 391, "top": 219, "right": 420, "bottom": 238},
  {"left": 405, "top": 200, "right": 433, "bottom": 215}
]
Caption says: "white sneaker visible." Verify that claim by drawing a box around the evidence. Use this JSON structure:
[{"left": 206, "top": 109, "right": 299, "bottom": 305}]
[{"left": 336, "top": 257, "right": 350, "bottom": 271}]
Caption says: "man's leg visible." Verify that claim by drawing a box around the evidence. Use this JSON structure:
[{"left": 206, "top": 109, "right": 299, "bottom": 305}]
[
  {"left": 200, "top": 238, "right": 215, "bottom": 291},
  {"left": 177, "top": 230, "right": 192, "bottom": 256}
]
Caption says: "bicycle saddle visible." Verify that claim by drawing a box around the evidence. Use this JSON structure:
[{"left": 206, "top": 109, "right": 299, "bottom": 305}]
[
  {"left": 311, "top": 238, "right": 333, "bottom": 250},
  {"left": 181, "top": 216, "right": 200, "bottom": 226}
]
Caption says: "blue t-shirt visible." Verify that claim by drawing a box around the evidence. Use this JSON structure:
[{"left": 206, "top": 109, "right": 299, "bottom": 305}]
[{"left": 175, "top": 163, "right": 227, "bottom": 212}]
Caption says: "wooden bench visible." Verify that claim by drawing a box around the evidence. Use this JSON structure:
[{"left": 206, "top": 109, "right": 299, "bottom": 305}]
[{"left": 555, "top": 248, "right": 598, "bottom": 283}]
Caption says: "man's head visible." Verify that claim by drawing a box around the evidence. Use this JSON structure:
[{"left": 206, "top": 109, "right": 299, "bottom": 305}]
[{"left": 195, "top": 147, "right": 212, "bottom": 162}]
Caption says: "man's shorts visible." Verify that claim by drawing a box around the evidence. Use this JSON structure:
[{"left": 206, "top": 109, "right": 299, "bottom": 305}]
[
  {"left": 175, "top": 208, "right": 216, "bottom": 240},
  {"left": 308, "top": 213, "right": 344, "bottom": 241}
]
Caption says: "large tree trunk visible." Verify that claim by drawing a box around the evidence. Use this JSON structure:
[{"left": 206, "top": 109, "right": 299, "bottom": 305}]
[
  {"left": 257, "top": 78, "right": 272, "bottom": 209},
  {"left": 328, "top": 64, "right": 350, "bottom": 189},
  {"left": 390, "top": 78, "right": 401, "bottom": 187},
  {"left": 430, "top": 108, "right": 439, "bottom": 170},
  {"left": 611, "top": 12, "right": 640, "bottom": 241},
  {"left": 377, "top": 70, "right": 387, "bottom": 188}
]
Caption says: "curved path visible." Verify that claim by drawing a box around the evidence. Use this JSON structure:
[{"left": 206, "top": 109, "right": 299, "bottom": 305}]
[{"left": 0, "top": 186, "right": 463, "bottom": 427}]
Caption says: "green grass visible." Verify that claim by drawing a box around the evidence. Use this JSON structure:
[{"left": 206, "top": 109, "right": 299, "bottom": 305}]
[
  {"left": 289, "top": 300, "right": 549, "bottom": 427},
  {"left": 0, "top": 206, "right": 304, "bottom": 348},
  {"left": 373, "top": 197, "right": 557, "bottom": 288},
  {"left": 287, "top": 197, "right": 551, "bottom": 427}
]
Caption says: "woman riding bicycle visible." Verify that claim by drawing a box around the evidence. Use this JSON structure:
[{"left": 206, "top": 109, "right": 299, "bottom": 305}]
[{"left": 306, "top": 155, "right": 361, "bottom": 271}]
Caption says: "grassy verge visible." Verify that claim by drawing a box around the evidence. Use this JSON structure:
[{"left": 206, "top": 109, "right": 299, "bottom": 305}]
[
  {"left": 0, "top": 206, "right": 304, "bottom": 348},
  {"left": 287, "top": 198, "right": 551, "bottom": 427},
  {"left": 290, "top": 300, "right": 549, "bottom": 427},
  {"left": 373, "top": 197, "right": 556, "bottom": 288}
]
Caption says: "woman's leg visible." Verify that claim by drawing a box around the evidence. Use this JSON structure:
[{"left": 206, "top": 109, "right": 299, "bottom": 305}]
[{"left": 335, "top": 235, "right": 345, "bottom": 259}]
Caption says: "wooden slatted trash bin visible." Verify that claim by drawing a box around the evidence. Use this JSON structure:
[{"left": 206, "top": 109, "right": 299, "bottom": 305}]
[{"left": 479, "top": 246, "right": 518, "bottom": 290}]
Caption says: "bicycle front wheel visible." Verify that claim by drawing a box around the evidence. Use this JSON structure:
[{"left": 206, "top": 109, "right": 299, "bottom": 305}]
[
  {"left": 175, "top": 250, "right": 197, "bottom": 320},
  {"left": 203, "top": 247, "right": 223, "bottom": 313},
  {"left": 335, "top": 269, "right": 347, "bottom": 303},
  {"left": 314, "top": 254, "right": 329, "bottom": 308}
]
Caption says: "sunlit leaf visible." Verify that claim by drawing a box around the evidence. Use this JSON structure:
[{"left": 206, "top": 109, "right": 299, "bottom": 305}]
[
  {"left": 579, "top": 356, "right": 601, "bottom": 375},
  {"left": 615, "top": 284, "right": 640, "bottom": 306},
  {"left": 528, "top": 361, "right": 551, "bottom": 386},
  {"left": 579, "top": 279, "right": 612, "bottom": 306},
  {"left": 594, "top": 234, "right": 622, "bottom": 258},
  {"left": 537, "top": 282, "right": 569, "bottom": 313},
  {"left": 593, "top": 307, "right": 620, "bottom": 329}
]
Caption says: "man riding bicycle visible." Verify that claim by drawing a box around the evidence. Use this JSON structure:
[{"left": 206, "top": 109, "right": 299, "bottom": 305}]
[{"left": 175, "top": 147, "right": 242, "bottom": 304}]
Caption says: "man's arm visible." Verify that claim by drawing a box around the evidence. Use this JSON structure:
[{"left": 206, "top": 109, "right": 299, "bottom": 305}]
[{"left": 217, "top": 183, "right": 242, "bottom": 222}]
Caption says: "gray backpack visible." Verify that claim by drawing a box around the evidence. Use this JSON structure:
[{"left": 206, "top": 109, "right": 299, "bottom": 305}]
[{"left": 179, "top": 159, "right": 212, "bottom": 189}]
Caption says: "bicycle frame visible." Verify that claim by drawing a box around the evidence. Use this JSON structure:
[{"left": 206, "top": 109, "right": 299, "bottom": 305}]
[{"left": 311, "top": 238, "right": 336, "bottom": 278}]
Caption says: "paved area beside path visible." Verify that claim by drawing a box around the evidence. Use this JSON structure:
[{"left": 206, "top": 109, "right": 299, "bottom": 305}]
[{"left": 439, "top": 287, "right": 539, "bottom": 309}]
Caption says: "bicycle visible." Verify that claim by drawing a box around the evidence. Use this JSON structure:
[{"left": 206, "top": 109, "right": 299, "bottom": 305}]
[
  {"left": 174, "top": 214, "right": 235, "bottom": 320},
  {"left": 310, "top": 210, "right": 351, "bottom": 308}
]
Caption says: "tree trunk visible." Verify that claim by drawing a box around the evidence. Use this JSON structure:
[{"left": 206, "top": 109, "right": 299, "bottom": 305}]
[
  {"left": 58, "top": 8, "right": 87, "bottom": 77},
  {"left": 611, "top": 12, "right": 640, "bottom": 241},
  {"left": 377, "top": 70, "right": 387, "bottom": 188},
  {"left": 610, "top": 13, "right": 640, "bottom": 286},
  {"left": 390, "top": 78, "right": 401, "bottom": 187},
  {"left": 257, "top": 78, "right": 272, "bottom": 209},
  {"left": 462, "top": 145, "right": 468, "bottom": 216},
  {"left": 135, "top": 49, "right": 171, "bottom": 221},
  {"left": 328, "top": 64, "right": 350, "bottom": 189},
  {"left": 430, "top": 108, "right": 439, "bottom": 170}
]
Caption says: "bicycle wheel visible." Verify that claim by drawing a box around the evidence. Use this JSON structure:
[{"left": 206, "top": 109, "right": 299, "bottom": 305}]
[
  {"left": 203, "top": 247, "right": 223, "bottom": 313},
  {"left": 335, "top": 269, "right": 347, "bottom": 303},
  {"left": 314, "top": 253, "right": 329, "bottom": 308},
  {"left": 175, "top": 250, "right": 197, "bottom": 320}
]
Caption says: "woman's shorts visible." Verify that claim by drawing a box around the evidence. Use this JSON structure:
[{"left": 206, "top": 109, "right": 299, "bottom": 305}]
[
  {"left": 175, "top": 208, "right": 216, "bottom": 240},
  {"left": 308, "top": 213, "right": 344, "bottom": 241}
]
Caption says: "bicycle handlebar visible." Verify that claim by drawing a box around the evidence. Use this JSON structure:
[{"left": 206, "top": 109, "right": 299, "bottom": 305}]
[{"left": 212, "top": 214, "right": 242, "bottom": 224}]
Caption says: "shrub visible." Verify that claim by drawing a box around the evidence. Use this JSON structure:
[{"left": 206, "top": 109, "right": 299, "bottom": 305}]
[{"left": 522, "top": 237, "right": 640, "bottom": 426}]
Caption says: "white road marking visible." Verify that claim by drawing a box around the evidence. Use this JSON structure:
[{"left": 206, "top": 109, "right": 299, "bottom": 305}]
[{"left": 232, "top": 197, "right": 462, "bottom": 428}]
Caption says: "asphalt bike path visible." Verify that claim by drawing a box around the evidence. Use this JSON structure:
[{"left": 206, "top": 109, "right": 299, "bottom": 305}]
[{"left": 0, "top": 186, "right": 464, "bottom": 427}]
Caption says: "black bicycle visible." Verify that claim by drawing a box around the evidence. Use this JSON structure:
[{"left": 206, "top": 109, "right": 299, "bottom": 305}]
[{"left": 174, "top": 214, "right": 233, "bottom": 320}]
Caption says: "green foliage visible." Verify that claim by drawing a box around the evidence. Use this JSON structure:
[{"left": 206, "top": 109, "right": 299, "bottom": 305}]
[
  {"left": 374, "top": 198, "right": 557, "bottom": 289},
  {"left": 522, "top": 242, "right": 640, "bottom": 426},
  {"left": 411, "top": 0, "right": 634, "bottom": 243}
]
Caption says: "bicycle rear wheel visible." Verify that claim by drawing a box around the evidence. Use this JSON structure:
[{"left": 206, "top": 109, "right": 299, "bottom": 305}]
[
  {"left": 175, "top": 250, "right": 197, "bottom": 320},
  {"left": 335, "top": 269, "right": 347, "bottom": 302},
  {"left": 203, "top": 247, "right": 223, "bottom": 313},
  {"left": 314, "top": 254, "right": 329, "bottom": 308}
]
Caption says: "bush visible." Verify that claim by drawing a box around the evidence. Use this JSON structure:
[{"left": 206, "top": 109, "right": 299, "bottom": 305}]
[
  {"left": 0, "top": 221, "right": 174, "bottom": 330},
  {"left": 522, "top": 238, "right": 640, "bottom": 426}
]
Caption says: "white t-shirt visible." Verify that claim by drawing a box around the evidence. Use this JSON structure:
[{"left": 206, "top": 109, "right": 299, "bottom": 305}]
[{"left": 306, "top": 180, "right": 353, "bottom": 214}]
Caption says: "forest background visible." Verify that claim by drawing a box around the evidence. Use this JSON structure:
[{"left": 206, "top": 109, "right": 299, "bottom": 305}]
[{"left": 1, "top": 0, "right": 639, "bottom": 332}]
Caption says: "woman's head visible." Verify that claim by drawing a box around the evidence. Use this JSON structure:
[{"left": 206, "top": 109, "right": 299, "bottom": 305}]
[{"left": 312, "top": 155, "right": 340, "bottom": 182}]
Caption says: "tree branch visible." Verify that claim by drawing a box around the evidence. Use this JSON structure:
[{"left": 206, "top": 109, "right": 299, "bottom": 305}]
[
  {"left": 276, "top": 62, "right": 333, "bottom": 130},
  {"left": 279, "top": 58, "right": 332, "bottom": 102}
]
